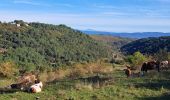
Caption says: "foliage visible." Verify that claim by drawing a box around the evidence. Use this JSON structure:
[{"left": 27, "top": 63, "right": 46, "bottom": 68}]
[
  {"left": 3, "top": 47, "right": 48, "bottom": 71},
  {"left": 154, "top": 48, "right": 170, "bottom": 61},
  {"left": 0, "top": 21, "right": 113, "bottom": 71},
  {"left": 121, "top": 36, "right": 170, "bottom": 54},
  {"left": 0, "top": 61, "right": 18, "bottom": 78},
  {"left": 90, "top": 35, "right": 134, "bottom": 50},
  {"left": 125, "top": 51, "right": 148, "bottom": 69}
]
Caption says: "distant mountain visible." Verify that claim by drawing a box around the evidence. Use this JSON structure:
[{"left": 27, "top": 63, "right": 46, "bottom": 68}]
[
  {"left": 121, "top": 36, "right": 170, "bottom": 54},
  {"left": 82, "top": 30, "right": 170, "bottom": 39}
]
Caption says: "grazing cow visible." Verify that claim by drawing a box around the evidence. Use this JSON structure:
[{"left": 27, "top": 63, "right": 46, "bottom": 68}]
[
  {"left": 141, "top": 61, "right": 160, "bottom": 73},
  {"left": 124, "top": 66, "right": 132, "bottom": 78},
  {"left": 29, "top": 80, "right": 43, "bottom": 93},
  {"left": 160, "top": 61, "right": 169, "bottom": 71}
]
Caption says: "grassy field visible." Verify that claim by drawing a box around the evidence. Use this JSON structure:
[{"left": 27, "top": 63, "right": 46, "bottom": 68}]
[{"left": 0, "top": 67, "right": 170, "bottom": 100}]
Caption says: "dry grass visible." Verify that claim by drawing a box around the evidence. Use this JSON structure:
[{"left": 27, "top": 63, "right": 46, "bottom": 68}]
[
  {"left": 39, "top": 62, "right": 114, "bottom": 83},
  {"left": 75, "top": 82, "right": 93, "bottom": 90},
  {"left": 0, "top": 61, "right": 18, "bottom": 78}
]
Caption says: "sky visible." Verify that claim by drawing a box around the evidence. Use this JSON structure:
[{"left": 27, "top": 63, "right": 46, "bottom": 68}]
[{"left": 0, "top": 0, "right": 170, "bottom": 32}]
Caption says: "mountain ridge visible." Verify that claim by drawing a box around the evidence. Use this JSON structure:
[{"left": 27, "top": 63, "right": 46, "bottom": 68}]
[{"left": 82, "top": 30, "right": 170, "bottom": 39}]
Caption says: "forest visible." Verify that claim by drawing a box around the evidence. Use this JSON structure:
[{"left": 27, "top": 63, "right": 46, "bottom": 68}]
[
  {"left": 0, "top": 20, "right": 113, "bottom": 72},
  {"left": 121, "top": 36, "right": 170, "bottom": 55}
]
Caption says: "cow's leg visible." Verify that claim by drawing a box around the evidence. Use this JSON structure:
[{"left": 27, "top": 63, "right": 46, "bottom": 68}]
[
  {"left": 141, "top": 71, "right": 144, "bottom": 76},
  {"left": 166, "top": 66, "right": 168, "bottom": 71},
  {"left": 157, "top": 66, "right": 160, "bottom": 72}
]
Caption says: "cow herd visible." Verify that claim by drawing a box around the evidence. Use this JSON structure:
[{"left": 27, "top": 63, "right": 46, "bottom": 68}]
[
  {"left": 125, "top": 60, "right": 169, "bottom": 78},
  {"left": 141, "top": 60, "right": 169, "bottom": 73}
]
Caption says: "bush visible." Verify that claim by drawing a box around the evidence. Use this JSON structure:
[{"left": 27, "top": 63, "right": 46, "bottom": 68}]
[
  {"left": 110, "top": 59, "right": 125, "bottom": 65},
  {"left": 0, "top": 61, "right": 19, "bottom": 78},
  {"left": 125, "top": 51, "right": 148, "bottom": 69},
  {"left": 154, "top": 48, "right": 169, "bottom": 61}
]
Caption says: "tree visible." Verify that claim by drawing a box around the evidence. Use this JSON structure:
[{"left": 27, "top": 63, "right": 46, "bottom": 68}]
[
  {"left": 14, "top": 20, "right": 24, "bottom": 24},
  {"left": 154, "top": 48, "right": 169, "bottom": 61},
  {"left": 126, "top": 51, "right": 148, "bottom": 69}
]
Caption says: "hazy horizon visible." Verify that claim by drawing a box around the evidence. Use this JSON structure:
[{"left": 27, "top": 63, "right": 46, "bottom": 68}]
[{"left": 0, "top": 0, "right": 170, "bottom": 32}]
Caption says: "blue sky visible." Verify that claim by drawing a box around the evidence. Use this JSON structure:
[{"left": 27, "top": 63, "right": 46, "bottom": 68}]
[{"left": 0, "top": 0, "right": 170, "bottom": 32}]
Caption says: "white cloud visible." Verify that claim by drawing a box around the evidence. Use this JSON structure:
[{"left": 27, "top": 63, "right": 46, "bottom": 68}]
[
  {"left": 93, "top": 4, "right": 118, "bottom": 9},
  {"left": 0, "top": 10, "right": 170, "bottom": 32},
  {"left": 54, "top": 3, "right": 74, "bottom": 8},
  {"left": 13, "top": 0, "right": 50, "bottom": 6},
  {"left": 13, "top": 0, "right": 74, "bottom": 8}
]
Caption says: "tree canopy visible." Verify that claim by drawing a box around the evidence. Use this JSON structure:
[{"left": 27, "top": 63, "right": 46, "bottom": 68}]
[
  {"left": 0, "top": 21, "right": 113, "bottom": 71},
  {"left": 121, "top": 36, "right": 170, "bottom": 55}
]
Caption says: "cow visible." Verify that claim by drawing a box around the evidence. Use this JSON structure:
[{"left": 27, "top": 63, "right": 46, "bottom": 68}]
[
  {"left": 7, "top": 73, "right": 38, "bottom": 91},
  {"left": 141, "top": 61, "right": 160, "bottom": 74},
  {"left": 160, "top": 61, "right": 169, "bottom": 71},
  {"left": 124, "top": 66, "right": 132, "bottom": 78}
]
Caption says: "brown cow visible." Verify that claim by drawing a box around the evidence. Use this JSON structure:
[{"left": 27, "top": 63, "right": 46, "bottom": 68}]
[
  {"left": 124, "top": 66, "right": 132, "bottom": 78},
  {"left": 141, "top": 61, "right": 160, "bottom": 74},
  {"left": 7, "top": 73, "right": 38, "bottom": 91},
  {"left": 14, "top": 73, "right": 37, "bottom": 90}
]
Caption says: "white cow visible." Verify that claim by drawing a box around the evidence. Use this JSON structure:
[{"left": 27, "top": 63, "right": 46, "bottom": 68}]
[{"left": 160, "top": 61, "right": 169, "bottom": 71}]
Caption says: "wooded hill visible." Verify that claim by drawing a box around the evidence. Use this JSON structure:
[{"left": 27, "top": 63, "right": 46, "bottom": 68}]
[
  {"left": 0, "top": 20, "right": 113, "bottom": 71},
  {"left": 90, "top": 35, "right": 134, "bottom": 50},
  {"left": 121, "top": 36, "right": 170, "bottom": 54}
]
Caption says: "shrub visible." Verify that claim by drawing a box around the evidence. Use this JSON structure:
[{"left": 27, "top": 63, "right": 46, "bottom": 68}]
[
  {"left": 0, "top": 61, "right": 19, "bottom": 78},
  {"left": 110, "top": 59, "right": 125, "bottom": 65},
  {"left": 125, "top": 51, "right": 148, "bottom": 69},
  {"left": 154, "top": 48, "right": 169, "bottom": 61}
]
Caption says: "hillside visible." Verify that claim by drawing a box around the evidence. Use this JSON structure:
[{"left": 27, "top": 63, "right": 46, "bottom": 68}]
[
  {"left": 83, "top": 30, "right": 170, "bottom": 39},
  {"left": 90, "top": 35, "right": 134, "bottom": 49},
  {"left": 121, "top": 36, "right": 170, "bottom": 54},
  {"left": 0, "top": 21, "right": 113, "bottom": 71}
]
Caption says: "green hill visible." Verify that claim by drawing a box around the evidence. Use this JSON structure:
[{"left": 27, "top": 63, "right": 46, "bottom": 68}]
[
  {"left": 90, "top": 35, "right": 134, "bottom": 50},
  {"left": 121, "top": 36, "right": 170, "bottom": 54},
  {"left": 0, "top": 20, "right": 113, "bottom": 71}
]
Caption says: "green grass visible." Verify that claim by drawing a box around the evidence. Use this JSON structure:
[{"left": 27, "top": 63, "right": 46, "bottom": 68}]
[{"left": 0, "top": 70, "right": 170, "bottom": 100}]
